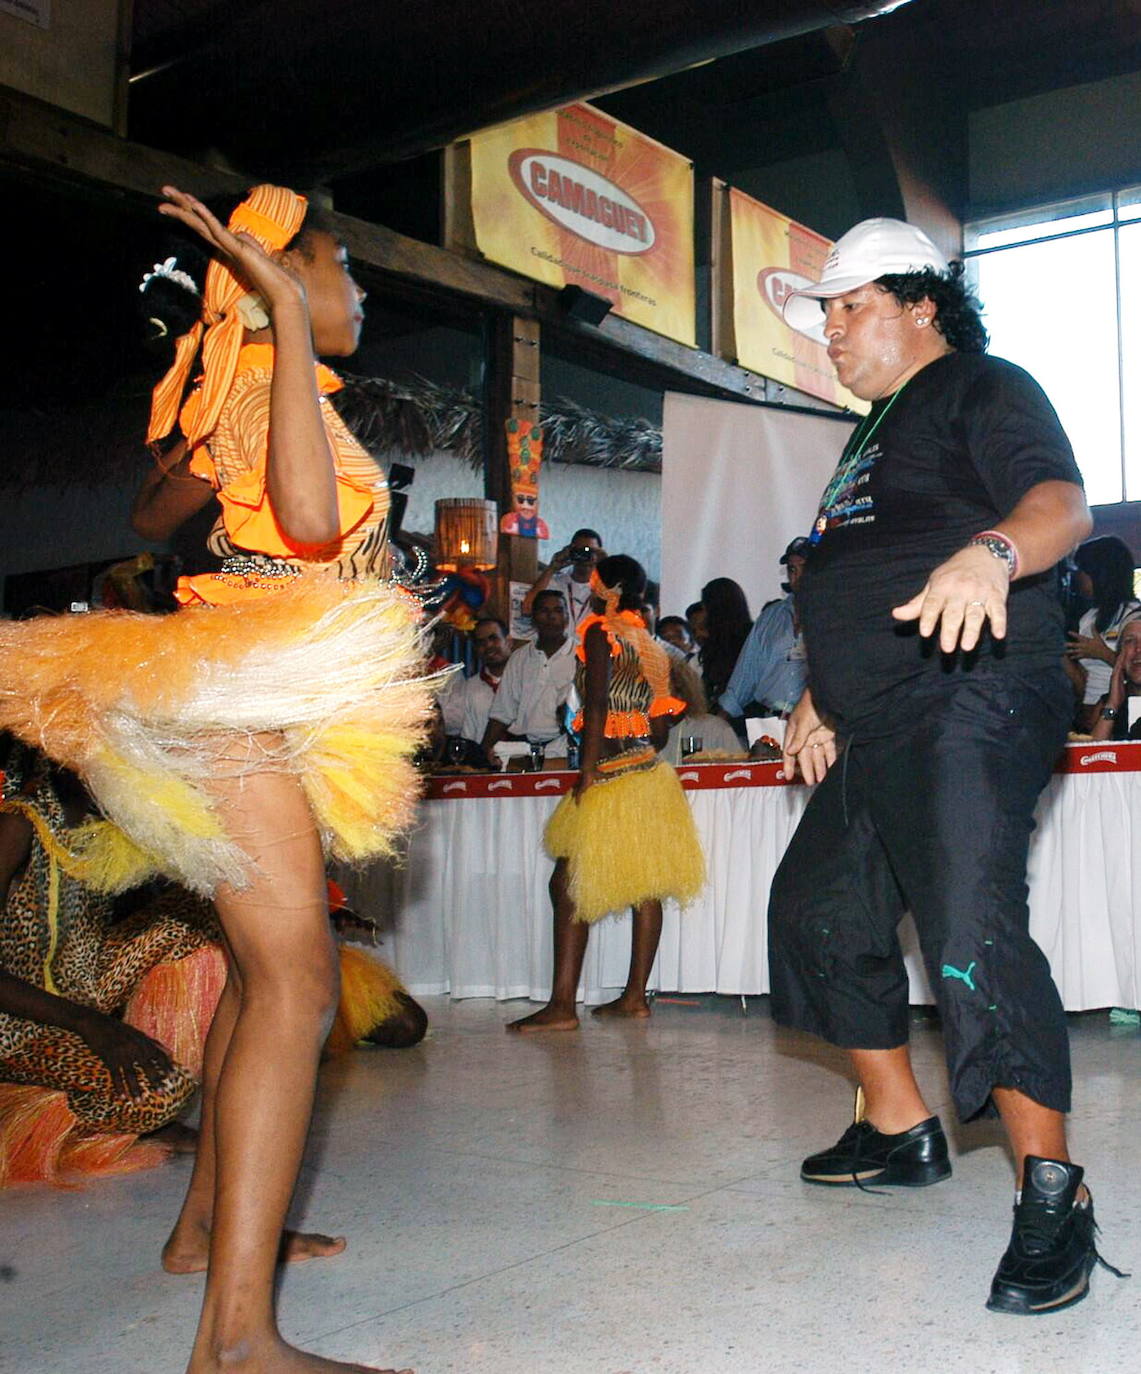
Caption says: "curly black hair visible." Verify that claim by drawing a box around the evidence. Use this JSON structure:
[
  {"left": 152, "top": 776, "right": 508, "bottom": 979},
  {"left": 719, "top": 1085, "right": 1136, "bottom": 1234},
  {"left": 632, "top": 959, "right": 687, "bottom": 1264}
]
[{"left": 876, "top": 261, "right": 988, "bottom": 354}]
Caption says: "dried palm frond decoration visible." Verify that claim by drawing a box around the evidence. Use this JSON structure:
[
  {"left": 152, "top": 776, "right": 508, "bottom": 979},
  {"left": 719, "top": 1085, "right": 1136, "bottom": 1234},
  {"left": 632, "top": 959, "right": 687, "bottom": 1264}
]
[
  {"left": 0, "top": 374, "right": 662, "bottom": 491},
  {"left": 335, "top": 375, "right": 661, "bottom": 472}
]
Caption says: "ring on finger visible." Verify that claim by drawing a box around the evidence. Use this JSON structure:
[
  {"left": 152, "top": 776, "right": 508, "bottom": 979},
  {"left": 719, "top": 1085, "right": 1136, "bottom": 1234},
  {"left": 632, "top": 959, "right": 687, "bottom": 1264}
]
[{"left": 967, "top": 599, "right": 987, "bottom": 608}]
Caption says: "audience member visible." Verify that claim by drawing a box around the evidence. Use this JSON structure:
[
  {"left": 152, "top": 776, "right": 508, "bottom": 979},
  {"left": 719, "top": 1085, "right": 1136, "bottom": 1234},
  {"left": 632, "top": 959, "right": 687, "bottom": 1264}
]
[
  {"left": 522, "top": 528, "right": 604, "bottom": 628},
  {"left": 719, "top": 538, "right": 810, "bottom": 722},
  {"left": 698, "top": 577, "right": 753, "bottom": 707},
  {"left": 440, "top": 616, "right": 511, "bottom": 746},
  {"left": 1089, "top": 614, "right": 1141, "bottom": 741},
  {"left": 663, "top": 658, "right": 746, "bottom": 763},
  {"left": 482, "top": 591, "right": 576, "bottom": 760},
  {"left": 686, "top": 600, "right": 708, "bottom": 650},
  {"left": 643, "top": 580, "right": 661, "bottom": 633},
  {"left": 1065, "top": 536, "right": 1139, "bottom": 731},
  {"left": 657, "top": 615, "right": 696, "bottom": 659}
]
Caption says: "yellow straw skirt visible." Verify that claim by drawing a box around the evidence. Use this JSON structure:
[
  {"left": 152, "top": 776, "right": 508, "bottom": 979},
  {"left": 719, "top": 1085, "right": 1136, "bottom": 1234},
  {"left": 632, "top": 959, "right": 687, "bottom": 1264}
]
[
  {"left": 544, "top": 752, "right": 705, "bottom": 923},
  {"left": 0, "top": 575, "right": 436, "bottom": 896}
]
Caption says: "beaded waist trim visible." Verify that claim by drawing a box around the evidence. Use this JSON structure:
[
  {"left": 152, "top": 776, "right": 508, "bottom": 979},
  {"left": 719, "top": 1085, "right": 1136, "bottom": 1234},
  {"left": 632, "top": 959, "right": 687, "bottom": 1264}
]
[{"left": 594, "top": 744, "right": 658, "bottom": 780}]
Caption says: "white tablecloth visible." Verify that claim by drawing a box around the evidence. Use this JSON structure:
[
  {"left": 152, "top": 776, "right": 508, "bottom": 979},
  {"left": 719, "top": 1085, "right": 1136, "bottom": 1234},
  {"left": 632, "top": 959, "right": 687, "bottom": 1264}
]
[{"left": 341, "top": 755, "right": 1141, "bottom": 1011}]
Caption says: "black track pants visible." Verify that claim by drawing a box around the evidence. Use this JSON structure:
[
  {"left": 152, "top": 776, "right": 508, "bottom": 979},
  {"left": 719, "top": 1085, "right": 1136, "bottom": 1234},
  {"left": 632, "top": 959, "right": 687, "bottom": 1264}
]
[{"left": 768, "top": 670, "right": 1072, "bottom": 1121}]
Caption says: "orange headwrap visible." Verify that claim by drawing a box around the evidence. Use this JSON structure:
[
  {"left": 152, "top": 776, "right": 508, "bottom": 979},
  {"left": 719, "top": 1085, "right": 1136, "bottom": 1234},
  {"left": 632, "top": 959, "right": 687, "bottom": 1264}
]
[{"left": 146, "top": 184, "right": 308, "bottom": 449}]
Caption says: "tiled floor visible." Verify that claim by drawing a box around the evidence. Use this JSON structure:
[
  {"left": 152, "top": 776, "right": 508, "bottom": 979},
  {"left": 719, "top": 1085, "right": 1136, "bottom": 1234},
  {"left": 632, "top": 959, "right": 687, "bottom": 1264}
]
[{"left": 2, "top": 996, "right": 1139, "bottom": 1373}]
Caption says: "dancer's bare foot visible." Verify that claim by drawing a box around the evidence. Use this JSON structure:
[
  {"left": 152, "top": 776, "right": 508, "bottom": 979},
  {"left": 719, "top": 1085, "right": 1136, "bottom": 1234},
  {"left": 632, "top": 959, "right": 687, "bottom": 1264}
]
[
  {"left": 163, "top": 1221, "right": 346, "bottom": 1274},
  {"left": 187, "top": 1334, "right": 411, "bottom": 1373},
  {"left": 506, "top": 1005, "right": 579, "bottom": 1033},
  {"left": 591, "top": 995, "right": 651, "bottom": 1019}
]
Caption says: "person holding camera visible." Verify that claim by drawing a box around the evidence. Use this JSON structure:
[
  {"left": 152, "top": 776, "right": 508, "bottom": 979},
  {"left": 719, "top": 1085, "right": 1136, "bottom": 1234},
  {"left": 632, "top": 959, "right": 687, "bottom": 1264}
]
[
  {"left": 1088, "top": 614, "right": 1141, "bottom": 741},
  {"left": 522, "top": 528, "right": 604, "bottom": 628}
]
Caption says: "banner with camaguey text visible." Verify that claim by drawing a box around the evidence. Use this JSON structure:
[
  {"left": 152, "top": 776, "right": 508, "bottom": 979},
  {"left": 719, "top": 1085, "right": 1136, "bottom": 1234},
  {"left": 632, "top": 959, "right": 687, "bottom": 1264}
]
[
  {"left": 729, "top": 189, "right": 865, "bottom": 412},
  {"left": 470, "top": 103, "right": 695, "bottom": 346}
]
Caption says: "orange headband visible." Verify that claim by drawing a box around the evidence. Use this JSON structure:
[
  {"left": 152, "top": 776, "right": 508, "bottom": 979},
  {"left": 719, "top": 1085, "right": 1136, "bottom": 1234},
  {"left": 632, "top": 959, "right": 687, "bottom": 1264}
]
[{"left": 147, "top": 184, "right": 308, "bottom": 448}]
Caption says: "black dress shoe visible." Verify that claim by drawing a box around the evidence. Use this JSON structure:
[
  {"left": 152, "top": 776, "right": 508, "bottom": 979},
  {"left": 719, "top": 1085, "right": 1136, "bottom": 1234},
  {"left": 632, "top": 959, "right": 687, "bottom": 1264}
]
[
  {"left": 801, "top": 1114, "right": 951, "bottom": 1188},
  {"left": 987, "top": 1157, "right": 1128, "bottom": 1315}
]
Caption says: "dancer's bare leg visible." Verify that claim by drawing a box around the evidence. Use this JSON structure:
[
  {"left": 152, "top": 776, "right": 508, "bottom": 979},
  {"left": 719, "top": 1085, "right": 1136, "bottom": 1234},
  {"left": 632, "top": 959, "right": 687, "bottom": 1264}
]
[
  {"left": 592, "top": 899, "right": 661, "bottom": 1019},
  {"left": 186, "top": 764, "right": 409, "bottom": 1374},
  {"left": 163, "top": 944, "right": 344, "bottom": 1274},
  {"left": 508, "top": 859, "right": 587, "bottom": 1033}
]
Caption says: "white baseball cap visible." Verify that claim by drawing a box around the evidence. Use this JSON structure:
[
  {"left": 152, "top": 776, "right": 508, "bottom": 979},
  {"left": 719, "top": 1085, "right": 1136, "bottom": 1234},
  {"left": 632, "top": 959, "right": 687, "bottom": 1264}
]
[{"left": 782, "top": 218, "right": 950, "bottom": 338}]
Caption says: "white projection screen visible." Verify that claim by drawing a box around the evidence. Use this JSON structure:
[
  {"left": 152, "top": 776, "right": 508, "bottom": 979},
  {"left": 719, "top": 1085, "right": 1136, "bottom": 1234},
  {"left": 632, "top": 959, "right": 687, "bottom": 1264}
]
[{"left": 659, "top": 392, "right": 855, "bottom": 619}]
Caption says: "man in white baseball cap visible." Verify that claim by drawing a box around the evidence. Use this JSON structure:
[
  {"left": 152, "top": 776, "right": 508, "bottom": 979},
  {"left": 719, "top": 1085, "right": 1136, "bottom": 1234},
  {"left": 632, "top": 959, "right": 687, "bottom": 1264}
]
[
  {"left": 782, "top": 217, "right": 950, "bottom": 338},
  {"left": 766, "top": 219, "right": 1125, "bottom": 1316}
]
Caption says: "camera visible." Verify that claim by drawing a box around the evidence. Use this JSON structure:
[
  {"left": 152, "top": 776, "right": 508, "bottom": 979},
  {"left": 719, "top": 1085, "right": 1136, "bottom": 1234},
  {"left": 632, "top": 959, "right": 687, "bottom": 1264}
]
[{"left": 568, "top": 546, "right": 595, "bottom": 564}]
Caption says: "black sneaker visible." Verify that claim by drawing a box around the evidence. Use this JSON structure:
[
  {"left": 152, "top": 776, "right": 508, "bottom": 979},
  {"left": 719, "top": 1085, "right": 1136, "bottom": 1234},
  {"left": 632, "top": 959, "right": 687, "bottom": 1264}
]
[
  {"left": 987, "top": 1156, "right": 1129, "bottom": 1315},
  {"left": 801, "top": 1114, "right": 951, "bottom": 1188}
]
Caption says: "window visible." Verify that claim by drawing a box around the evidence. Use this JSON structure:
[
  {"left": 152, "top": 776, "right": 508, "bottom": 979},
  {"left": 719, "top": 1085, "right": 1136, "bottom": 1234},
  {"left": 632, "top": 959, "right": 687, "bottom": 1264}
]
[{"left": 965, "top": 190, "right": 1141, "bottom": 506}]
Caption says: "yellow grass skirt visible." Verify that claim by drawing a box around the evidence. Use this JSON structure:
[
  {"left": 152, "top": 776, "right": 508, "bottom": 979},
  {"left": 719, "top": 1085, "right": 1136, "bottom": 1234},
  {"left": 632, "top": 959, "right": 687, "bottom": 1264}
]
[
  {"left": 0, "top": 576, "right": 436, "bottom": 896},
  {"left": 544, "top": 751, "right": 705, "bottom": 923}
]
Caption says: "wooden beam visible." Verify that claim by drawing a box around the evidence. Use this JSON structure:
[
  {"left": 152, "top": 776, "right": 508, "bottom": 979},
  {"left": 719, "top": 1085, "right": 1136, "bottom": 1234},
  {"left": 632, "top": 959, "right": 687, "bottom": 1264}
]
[
  {"left": 1, "top": 83, "right": 780, "bottom": 407},
  {"left": 482, "top": 314, "right": 541, "bottom": 625},
  {"left": 708, "top": 178, "right": 736, "bottom": 366}
]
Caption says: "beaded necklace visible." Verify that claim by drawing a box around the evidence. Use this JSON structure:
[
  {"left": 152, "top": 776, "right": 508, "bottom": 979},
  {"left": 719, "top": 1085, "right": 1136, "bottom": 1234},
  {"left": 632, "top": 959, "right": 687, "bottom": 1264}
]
[{"left": 810, "top": 377, "right": 911, "bottom": 543}]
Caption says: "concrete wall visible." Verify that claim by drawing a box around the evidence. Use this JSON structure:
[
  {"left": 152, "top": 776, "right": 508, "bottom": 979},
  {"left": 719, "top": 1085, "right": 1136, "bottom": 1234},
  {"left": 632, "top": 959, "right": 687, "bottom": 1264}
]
[
  {"left": 395, "top": 450, "right": 663, "bottom": 586},
  {"left": 970, "top": 71, "right": 1141, "bottom": 216},
  {"left": 0, "top": 458, "right": 664, "bottom": 605},
  {"left": 0, "top": 0, "right": 123, "bottom": 128}
]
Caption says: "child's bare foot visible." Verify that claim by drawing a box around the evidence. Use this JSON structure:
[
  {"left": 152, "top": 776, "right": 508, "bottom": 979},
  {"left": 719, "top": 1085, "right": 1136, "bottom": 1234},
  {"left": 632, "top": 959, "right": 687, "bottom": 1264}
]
[
  {"left": 506, "top": 1005, "right": 579, "bottom": 1033},
  {"left": 591, "top": 995, "right": 651, "bottom": 1019},
  {"left": 163, "top": 1221, "right": 346, "bottom": 1274}
]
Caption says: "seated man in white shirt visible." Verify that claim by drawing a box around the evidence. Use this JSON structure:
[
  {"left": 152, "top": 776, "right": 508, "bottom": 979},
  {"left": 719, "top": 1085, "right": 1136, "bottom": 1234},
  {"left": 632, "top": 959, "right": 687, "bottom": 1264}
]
[
  {"left": 481, "top": 591, "right": 576, "bottom": 761},
  {"left": 440, "top": 616, "right": 512, "bottom": 752}
]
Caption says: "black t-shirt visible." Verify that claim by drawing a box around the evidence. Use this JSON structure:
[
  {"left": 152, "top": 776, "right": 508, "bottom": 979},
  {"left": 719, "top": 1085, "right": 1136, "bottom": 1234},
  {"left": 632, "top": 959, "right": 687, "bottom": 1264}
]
[{"left": 797, "top": 351, "right": 1084, "bottom": 735}]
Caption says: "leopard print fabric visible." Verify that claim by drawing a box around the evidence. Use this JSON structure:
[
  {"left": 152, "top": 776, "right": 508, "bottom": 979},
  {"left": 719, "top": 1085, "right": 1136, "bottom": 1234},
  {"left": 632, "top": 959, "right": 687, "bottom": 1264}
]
[{"left": 1, "top": 744, "right": 215, "bottom": 1131}]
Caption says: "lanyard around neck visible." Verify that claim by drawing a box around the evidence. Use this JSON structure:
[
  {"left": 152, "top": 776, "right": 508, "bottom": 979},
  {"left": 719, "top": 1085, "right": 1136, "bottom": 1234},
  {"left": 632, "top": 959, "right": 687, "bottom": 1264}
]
[{"left": 811, "top": 378, "right": 911, "bottom": 543}]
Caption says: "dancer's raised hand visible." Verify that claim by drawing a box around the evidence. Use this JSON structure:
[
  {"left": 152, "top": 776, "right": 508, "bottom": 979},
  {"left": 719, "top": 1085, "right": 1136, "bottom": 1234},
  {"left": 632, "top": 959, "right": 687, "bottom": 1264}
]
[{"left": 158, "top": 184, "right": 307, "bottom": 312}]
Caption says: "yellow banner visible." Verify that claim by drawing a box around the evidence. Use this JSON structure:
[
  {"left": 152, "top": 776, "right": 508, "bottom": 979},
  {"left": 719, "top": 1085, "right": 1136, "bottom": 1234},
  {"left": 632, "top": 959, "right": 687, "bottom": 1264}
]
[
  {"left": 728, "top": 189, "right": 866, "bottom": 412},
  {"left": 470, "top": 103, "right": 695, "bottom": 346}
]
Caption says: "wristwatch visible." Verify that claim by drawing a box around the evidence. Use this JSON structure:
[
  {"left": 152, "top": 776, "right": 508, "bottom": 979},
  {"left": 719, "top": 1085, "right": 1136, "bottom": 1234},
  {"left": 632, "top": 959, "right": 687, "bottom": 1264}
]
[
  {"left": 968, "top": 531, "right": 1018, "bottom": 578},
  {"left": 1101, "top": 706, "right": 1120, "bottom": 720}
]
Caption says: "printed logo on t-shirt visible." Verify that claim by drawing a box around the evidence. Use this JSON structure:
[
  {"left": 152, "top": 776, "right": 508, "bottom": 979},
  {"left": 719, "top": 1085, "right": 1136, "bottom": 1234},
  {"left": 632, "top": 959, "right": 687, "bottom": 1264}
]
[{"left": 813, "top": 440, "right": 881, "bottom": 538}]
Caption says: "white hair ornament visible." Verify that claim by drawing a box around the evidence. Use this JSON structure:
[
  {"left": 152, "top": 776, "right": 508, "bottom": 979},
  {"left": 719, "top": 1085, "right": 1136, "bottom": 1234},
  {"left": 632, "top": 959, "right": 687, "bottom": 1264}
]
[{"left": 139, "top": 257, "right": 199, "bottom": 296}]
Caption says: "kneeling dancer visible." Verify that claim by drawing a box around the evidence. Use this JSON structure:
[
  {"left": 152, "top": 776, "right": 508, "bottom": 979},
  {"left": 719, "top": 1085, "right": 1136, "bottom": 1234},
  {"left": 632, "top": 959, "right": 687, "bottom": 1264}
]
[{"left": 769, "top": 218, "right": 1126, "bottom": 1314}]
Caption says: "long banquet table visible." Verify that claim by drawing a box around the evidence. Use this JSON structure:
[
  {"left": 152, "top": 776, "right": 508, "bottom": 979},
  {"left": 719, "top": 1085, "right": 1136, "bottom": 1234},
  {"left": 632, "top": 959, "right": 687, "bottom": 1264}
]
[{"left": 340, "top": 742, "right": 1141, "bottom": 1012}]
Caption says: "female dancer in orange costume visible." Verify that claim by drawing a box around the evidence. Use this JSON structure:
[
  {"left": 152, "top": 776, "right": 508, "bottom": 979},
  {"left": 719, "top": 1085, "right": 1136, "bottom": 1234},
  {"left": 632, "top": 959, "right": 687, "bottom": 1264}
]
[
  {"left": 508, "top": 555, "right": 704, "bottom": 1032},
  {"left": 0, "top": 184, "right": 424, "bottom": 1373}
]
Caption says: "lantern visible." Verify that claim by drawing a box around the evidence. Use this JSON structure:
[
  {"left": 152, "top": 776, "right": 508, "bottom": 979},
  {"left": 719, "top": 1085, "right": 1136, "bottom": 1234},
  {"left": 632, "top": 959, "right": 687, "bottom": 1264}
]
[{"left": 433, "top": 498, "right": 499, "bottom": 571}]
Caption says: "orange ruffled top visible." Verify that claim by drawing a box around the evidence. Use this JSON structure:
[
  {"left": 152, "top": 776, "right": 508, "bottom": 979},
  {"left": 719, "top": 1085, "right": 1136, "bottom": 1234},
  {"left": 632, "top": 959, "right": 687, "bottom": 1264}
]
[
  {"left": 175, "top": 344, "right": 391, "bottom": 605},
  {"left": 573, "top": 610, "right": 686, "bottom": 738}
]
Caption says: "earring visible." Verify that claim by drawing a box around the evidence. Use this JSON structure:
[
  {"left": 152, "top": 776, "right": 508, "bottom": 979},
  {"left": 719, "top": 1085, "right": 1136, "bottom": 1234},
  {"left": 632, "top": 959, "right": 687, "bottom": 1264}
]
[{"left": 916, "top": 316, "right": 929, "bottom": 327}]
